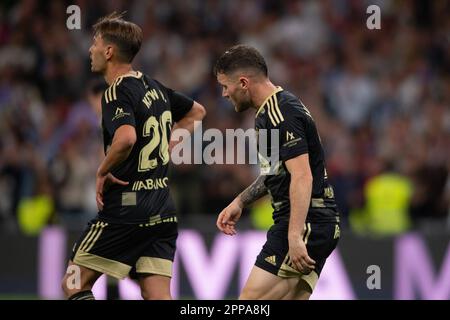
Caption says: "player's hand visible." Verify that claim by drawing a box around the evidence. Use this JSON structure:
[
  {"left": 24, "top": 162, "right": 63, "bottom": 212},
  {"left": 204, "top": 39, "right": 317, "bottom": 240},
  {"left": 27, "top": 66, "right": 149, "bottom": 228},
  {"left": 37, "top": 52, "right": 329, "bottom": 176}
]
[
  {"left": 288, "top": 236, "right": 316, "bottom": 274},
  {"left": 96, "top": 172, "right": 129, "bottom": 211},
  {"left": 216, "top": 198, "right": 243, "bottom": 236}
]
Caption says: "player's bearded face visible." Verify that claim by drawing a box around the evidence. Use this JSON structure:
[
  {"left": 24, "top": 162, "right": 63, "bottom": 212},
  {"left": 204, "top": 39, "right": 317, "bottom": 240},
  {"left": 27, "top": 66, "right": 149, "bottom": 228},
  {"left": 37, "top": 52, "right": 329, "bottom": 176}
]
[
  {"left": 217, "top": 73, "right": 252, "bottom": 112},
  {"left": 231, "top": 89, "right": 252, "bottom": 112},
  {"left": 89, "top": 35, "right": 107, "bottom": 73}
]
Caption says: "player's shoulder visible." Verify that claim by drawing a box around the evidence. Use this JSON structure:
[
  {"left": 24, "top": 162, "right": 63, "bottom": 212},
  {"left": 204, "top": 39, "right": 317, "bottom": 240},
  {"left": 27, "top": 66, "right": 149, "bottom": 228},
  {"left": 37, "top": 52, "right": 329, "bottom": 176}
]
[
  {"left": 277, "top": 90, "right": 304, "bottom": 113},
  {"left": 256, "top": 87, "right": 306, "bottom": 127},
  {"left": 103, "top": 71, "right": 148, "bottom": 104},
  {"left": 277, "top": 90, "right": 314, "bottom": 122}
]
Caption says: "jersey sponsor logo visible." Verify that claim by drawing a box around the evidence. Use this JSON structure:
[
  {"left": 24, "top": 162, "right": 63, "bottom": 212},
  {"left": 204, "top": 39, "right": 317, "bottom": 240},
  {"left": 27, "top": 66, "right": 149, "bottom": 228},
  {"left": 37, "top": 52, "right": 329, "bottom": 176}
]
[
  {"left": 112, "top": 107, "right": 131, "bottom": 121},
  {"left": 282, "top": 131, "right": 302, "bottom": 147},
  {"left": 115, "top": 107, "right": 124, "bottom": 115},
  {"left": 131, "top": 177, "right": 169, "bottom": 191},
  {"left": 286, "top": 131, "right": 295, "bottom": 141}
]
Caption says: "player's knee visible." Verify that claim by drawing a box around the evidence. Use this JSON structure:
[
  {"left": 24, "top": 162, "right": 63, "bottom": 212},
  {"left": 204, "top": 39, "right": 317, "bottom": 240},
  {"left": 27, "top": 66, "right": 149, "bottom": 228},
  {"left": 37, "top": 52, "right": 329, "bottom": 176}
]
[
  {"left": 61, "top": 276, "right": 68, "bottom": 296},
  {"left": 61, "top": 269, "right": 94, "bottom": 297},
  {"left": 61, "top": 274, "right": 73, "bottom": 297}
]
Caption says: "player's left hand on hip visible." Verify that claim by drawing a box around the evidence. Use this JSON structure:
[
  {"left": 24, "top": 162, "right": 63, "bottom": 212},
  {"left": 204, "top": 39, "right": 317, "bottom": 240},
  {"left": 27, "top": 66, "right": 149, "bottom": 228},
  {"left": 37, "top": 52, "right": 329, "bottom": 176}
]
[
  {"left": 105, "top": 173, "right": 129, "bottom": 188},
  {"left": 288, "top": 238, "right": 316, "bottom": 274},
  {"left": 96, "top": 173, "right": 129, "bottom": 211}
]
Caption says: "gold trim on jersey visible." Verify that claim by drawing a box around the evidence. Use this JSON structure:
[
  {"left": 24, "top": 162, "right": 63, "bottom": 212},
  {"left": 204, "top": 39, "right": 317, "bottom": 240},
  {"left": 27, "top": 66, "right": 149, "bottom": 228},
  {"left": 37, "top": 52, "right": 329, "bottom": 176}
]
[
  {"left": 277, "top": 254, "right": 319, "bottom": 291},
  {"left": 138, "top": 216, "right": 177, "bottom": 227},
  {"left": 136, "top": 257, "right": 173, "bottom": 277},
  {"left": 104, "top": 71, "right": 143, "bottom": 103},
  {"left": 73, "top": 251, "right": 131, "bottom": 279},
  {"left": 78, "top": 222, "right": 108, "bottom": 253},
  {"left": 267, "top": 95, "right": 284, "bottom": 126},
  {"left": 85, "top": 222, "right": 108, "bottom": 252},
  {"left": 311, "top": 198, "right": 326, "bottom": 208},
  {"left": 301, "top": 270, "right": 319, "bottom": 291},
  {"left": 303, "top": 222, "right": 312, "bottom": 245},
  {"left": 270, "top": 95, "right": 284, "bottom": 123},
  {"left": 266, "top": 96, "right": 278, "bottom": 126},
  {"left": 255, "top": 86, "right": 283, "bottom": 118}
]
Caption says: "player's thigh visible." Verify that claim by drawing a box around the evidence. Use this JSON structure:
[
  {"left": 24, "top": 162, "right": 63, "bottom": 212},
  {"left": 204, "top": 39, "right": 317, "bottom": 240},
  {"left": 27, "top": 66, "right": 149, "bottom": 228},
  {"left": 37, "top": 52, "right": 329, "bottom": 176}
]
[
  {"left": 240, "top": 265, "right": 301, "bottom": 300},
  {"left": 61, "top": 260, "right": 102, "bottom": 296},
  {"left": 133, "top": 221, "right": 178, "bottom": 300},
  {"left": 132, "top": 221, "right": 177, "bottom": 276},
  {"left": 138, "top": 274, "right": 171, "bottom": 300},
  {"left": 294, "top": 278, "right": 312, "bottom": 300}
]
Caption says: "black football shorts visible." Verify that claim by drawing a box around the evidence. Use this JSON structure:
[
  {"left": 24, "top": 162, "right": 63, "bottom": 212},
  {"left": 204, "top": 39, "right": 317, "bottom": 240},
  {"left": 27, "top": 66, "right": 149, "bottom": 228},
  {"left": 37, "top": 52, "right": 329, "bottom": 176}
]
[
  {"left": 255, "top": 214, "right": 340, "bottom": 291},
  {"left": 71, "top": 216, "right": 178, "bottom": 279}
]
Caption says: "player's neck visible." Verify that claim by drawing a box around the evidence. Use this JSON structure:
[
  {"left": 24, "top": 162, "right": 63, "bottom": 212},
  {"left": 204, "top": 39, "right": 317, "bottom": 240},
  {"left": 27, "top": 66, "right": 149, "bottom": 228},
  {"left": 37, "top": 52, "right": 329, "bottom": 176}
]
[
  {"left": 104, "top": 63, "right": 134, "bottom": 85},
  {"left": 252, "top": 80, "right": 278, "bottom": 110}
]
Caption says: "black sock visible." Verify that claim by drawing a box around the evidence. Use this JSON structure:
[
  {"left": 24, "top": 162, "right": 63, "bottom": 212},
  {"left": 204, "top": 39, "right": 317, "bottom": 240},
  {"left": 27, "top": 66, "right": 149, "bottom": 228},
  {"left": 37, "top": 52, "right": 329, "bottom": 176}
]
[{"left": 68, "top": 290, "right": 95, "bottom": 300}]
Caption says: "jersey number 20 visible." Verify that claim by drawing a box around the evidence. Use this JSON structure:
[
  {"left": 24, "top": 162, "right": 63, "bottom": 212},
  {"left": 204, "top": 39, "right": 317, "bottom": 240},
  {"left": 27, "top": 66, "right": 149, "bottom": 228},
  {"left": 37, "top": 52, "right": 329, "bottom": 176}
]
[{"left": 138, "top": 111, "right": 172, "bottom": 171}]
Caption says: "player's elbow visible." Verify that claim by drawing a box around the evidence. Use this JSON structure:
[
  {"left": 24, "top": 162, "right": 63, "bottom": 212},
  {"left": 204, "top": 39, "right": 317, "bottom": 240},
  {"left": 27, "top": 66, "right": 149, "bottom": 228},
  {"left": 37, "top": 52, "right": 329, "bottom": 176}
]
[
  {"left": 192, "top": 101, "right": 206, "bottom": 121},
  {"left": 120, "top": 134, "right": 137, "bottom": 150}
]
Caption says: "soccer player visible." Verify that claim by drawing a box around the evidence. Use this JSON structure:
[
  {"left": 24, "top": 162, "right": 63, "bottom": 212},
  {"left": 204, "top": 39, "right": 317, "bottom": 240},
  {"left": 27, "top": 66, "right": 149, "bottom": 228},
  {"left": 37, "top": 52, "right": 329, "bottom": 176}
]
[
  {"left": 61, "top": 13, "right": 206, "bottom": 300},
  {"left": 214, "top": 45, "right": 340, "bottom": 300}
]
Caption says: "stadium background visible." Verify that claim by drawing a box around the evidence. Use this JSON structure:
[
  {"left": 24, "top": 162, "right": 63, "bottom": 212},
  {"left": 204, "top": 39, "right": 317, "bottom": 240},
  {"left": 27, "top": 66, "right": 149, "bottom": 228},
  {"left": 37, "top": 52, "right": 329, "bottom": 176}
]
[{"left": 0, "top": 0, "right": 448, "bottom": 299}]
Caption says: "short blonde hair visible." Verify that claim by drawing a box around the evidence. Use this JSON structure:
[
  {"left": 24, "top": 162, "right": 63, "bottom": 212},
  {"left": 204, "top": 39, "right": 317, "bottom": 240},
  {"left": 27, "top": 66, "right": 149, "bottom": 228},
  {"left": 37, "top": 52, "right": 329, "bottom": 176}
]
[{"left": 93, "top": 12, "right": 142, "bottom": 63}]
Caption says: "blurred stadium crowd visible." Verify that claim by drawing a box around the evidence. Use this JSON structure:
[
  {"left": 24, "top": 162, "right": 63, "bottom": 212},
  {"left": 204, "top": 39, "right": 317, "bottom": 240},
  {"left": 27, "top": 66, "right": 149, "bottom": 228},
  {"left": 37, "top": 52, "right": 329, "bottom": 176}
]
[{"left": 0, "top": 0, "right": 448, "bottom": 235}]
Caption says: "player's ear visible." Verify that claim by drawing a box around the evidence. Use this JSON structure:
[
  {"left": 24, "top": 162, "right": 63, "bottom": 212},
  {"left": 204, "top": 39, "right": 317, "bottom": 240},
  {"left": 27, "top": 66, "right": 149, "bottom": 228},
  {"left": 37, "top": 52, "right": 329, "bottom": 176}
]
[
  {"left": 239, "top": 76, "right": 249, "bottom": 90},
  {"left": 104, "top": 45, "right": 114, "bottom": 61}
]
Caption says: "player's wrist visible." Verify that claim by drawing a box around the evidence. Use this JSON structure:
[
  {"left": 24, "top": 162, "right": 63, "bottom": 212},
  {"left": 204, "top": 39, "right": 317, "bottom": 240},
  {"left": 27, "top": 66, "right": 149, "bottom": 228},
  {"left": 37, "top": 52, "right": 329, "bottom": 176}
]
[
  {"left": 288, "top": 228, "right": 303, "bottom": 241},
  {"left": 96, "top": 168, "right": 108, "bottom": 177},
  {"left": 288, "top": 233, "right": 301, "bottom": 243},
  {"left": 234, "top": 197, "right": 244, "bottom": 209}
]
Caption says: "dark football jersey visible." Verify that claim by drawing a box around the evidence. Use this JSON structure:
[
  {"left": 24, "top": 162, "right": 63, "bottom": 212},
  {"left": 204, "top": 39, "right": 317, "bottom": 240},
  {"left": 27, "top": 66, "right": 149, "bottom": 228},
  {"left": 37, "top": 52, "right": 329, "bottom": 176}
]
[
  {"left": 255, "top": 87, "right": 339, "bottom": 223},
  {"left": 100, "top": 71, "right": 193, "bottom": 223}
]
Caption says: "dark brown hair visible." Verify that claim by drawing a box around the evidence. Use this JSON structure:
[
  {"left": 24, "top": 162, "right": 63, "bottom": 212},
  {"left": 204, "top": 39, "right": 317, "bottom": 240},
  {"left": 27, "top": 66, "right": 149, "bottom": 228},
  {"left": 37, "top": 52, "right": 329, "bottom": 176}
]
[
  {"left": 214, "top": 44, "right": 268, "bottom": 77},
  {"left": 93, "top": 12, "right": 142, "bottom": 63}
]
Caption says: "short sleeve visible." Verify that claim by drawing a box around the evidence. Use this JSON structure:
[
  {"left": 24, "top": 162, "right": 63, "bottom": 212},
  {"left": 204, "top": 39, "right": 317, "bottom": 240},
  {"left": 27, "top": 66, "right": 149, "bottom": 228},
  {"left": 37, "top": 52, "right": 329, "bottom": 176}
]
[
  {"left": 155, "top": 80, "right": 194, "bottom": 122},
  {"left": 278, "top": 113, "right": 308, "bottom": 161},
  {"left": 102, "top": 83, "right": 136, "bottom": 136}
]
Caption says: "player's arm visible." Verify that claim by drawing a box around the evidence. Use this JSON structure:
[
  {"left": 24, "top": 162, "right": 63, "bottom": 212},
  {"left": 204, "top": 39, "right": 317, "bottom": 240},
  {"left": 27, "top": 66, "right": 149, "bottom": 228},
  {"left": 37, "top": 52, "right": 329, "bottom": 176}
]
[
  {"left": 97, "top": 125, "right": 136, "bottom": 177},
  {"left": 285, "top": 155, "right": 316, "bottom": 273},
  {"left": 171, "top": 101, "right": 206, "bottom": 134},
  {"left": 277, "top": 107, "right": 316, "bottom": 273},
  {"left": 216, "top": 175, "right": 268, "bottom": 235},
  {"left": 96, "top": 83, "right": 136, "bottom": 210},
  {"left": 237, "top": 175, "right": 268, "bottom": 208}
]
